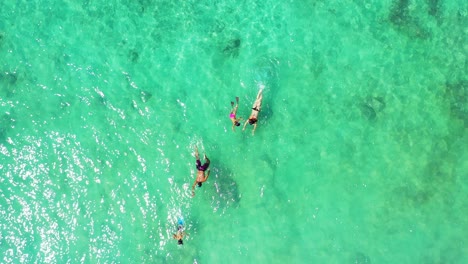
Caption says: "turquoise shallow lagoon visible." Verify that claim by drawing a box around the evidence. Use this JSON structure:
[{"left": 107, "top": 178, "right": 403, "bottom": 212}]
[{"left": 1, "top": 0, "right": 467, "bottom": 263}]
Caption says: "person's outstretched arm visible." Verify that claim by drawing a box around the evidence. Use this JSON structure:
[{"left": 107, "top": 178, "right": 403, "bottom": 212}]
[{"left": 194, "top": 146, "right": 199, "bottom": 160}]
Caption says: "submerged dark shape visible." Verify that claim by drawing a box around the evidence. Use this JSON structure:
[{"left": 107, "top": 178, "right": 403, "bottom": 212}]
[
  {"left": 140, "top": 90, "right": 152, "bottom": 102},
  {"left": 0, "top": 113, "right": 15, "bottom": 141},
  {"left": 388, "top": 0, "right": 431, "bottom": 39},
  {"left": 1, "top": 72, "right": 18, "bottom": 98},
  {"left": 361, "top": 104, "right": 377, "bottom": 120},
  {"left": 445, "top": 80, "right": 467, "bottom": 123},
  {"left": 0, "top": 72, "right": 18, "bottom": 85},
  {"left": 129, "top": 49, "right": 139, "bottom": 63},
  {"left": 212, "top": 21, "right": 226, "bottom": 34},
  {"left": 223, "top": 38, "right": 241, "bottom": 57},
  {"left": 427, "top": 0, "right": 440, "bottom": 17},
  {"left": 353, "top": 252, "right": 371, "bottom": 264},
  {"left": 98, "top": 95, "right": 107, "bottom": 105},
  {"left": 360, "top": 96, "right": 386, "bottom": 121},
  {"left": 389, "top": 0, "right": 409, "bottom": 26},
  {"left": 393, "top": 184, "right": 434, "bottom": 208},
  {"left": 210, "top": 166, "right": 240, "bottom": 213},
  {"left": 369, "top": 96, "right": 386, "bottom": 112},
  {"left": 0, "top": 127, "right": 5, "bottom": 141}
]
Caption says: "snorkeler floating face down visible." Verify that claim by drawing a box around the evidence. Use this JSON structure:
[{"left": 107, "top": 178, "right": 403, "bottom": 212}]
[
  {"left": 243, "top": 88, "right": 263, "bottom": 135},
  {"left": 229, "top": 97, "right": 243, "bottom": 131},
  {"left": 173, "top": 224, "right": 187, "bottom": 245}
]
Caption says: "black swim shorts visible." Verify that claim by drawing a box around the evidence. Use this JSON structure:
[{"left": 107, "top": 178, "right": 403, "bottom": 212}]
[{"left": 196, "top": 159, "right": 210, "bottom": 171}]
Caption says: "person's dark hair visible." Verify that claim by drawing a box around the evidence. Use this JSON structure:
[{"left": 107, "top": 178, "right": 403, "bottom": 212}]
[
  {"left": 249, "top": 118, "right": 256, "bottom": 124},
  {"left": 178, "top": 239, "right": 183, "bottom": 245},
  {"left": 235, "top": 122, "right": 240, "bottom": 126},
  {"left": 197, "top": 182, "right": 202, "bottom": 187}
]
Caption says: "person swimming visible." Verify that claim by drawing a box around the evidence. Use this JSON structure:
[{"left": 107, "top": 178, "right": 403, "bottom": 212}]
[
  {"left": 229, "top": 96, "right": 242, "bottom": 131},
  {"left": 173, "top": 224, "right": 188, "bottom": 245},
  {"left": 243, "top": 88, "right": 263, "bottom": 135},
  {"left": 192, "top": 146, "right": 211, "bottom": 197}
]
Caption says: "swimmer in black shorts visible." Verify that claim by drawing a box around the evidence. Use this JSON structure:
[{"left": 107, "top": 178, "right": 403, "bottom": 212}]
[{"left": 192, "top": 146, "right": 210, "bottom": 197}]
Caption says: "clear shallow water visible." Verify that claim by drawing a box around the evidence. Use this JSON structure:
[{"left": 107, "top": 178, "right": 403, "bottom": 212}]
[{"left": 0, "top": 0, "right": 467, "bottom": 263}]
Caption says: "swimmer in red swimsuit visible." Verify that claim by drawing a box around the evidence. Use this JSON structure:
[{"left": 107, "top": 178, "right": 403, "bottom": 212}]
[{"left": 229, "top": 96, "right": 242, "bottom": 131}]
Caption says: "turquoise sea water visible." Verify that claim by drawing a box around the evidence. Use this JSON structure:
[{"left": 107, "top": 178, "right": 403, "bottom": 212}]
[{"left": 1, "top": 0, "right": 467, "bottom": 263}]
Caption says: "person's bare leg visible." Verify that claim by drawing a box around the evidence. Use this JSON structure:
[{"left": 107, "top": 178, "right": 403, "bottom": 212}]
[
  {"left": 253, "top": 90, "right": 263, "bottom": 110},
  {"left": 194, "top": 146, "right": 199, "bottom": 160},
  {"left": 256, "top": 89, "right": 263, "bottom": 101},
  {"left": 231, "top": 97, "right": 240, "bottom": 113}
]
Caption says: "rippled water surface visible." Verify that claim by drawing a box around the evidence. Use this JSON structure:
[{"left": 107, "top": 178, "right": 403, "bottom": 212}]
[{"left": 1, "top": 0, "right": 467, "bottom": 263}]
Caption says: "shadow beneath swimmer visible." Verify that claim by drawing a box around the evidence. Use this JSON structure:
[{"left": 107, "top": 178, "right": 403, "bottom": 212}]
[
  {"left": 208, "top": 165, "right": 241, "bottom": 214},
  {"left": 256, "top": 104, "right": 273, "bottom": 125}
]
